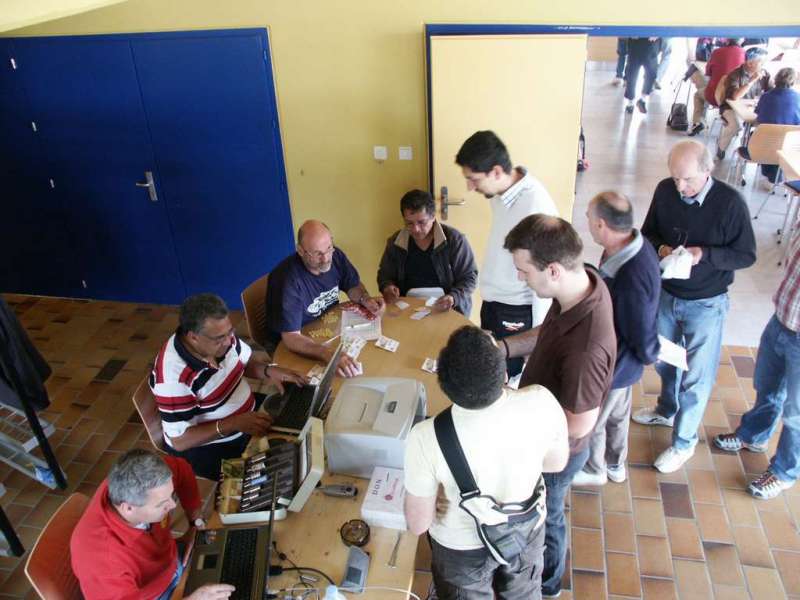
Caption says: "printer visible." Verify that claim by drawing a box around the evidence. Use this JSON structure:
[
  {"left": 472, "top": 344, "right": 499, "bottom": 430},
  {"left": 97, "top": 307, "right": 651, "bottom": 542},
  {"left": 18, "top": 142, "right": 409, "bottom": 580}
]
[{"left": 324, "top": 377, "right": 427, "bottom": 478}]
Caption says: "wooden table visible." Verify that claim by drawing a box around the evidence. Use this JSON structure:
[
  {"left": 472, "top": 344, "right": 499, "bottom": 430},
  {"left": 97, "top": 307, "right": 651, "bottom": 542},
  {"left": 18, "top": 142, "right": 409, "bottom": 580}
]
[
  {"left": 777, "top": 149, "right": 800, "bottom": 262},
  {"left": 726, "top": 98, "right": 757, "bottom": 125},
  {"left": 176, "top": 298, "right": 471, "bottom": 598}
]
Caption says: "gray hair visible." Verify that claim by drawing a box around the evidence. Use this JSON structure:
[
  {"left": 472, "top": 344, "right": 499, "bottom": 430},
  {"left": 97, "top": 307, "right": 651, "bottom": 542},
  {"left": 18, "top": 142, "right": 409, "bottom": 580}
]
[
  {"left": 108, "top": 449, "right": 173, "bottom": 507},
  {"left": 590, "top": 191, "right": 634, "bottom": 233},
  {"left": 179, "top": 293, "right": 228, "bottom": 335},
  {"left": 775, "top": 67, "right": 797, "bottom": 89},
  {"left": 668, "top": 140, "right": 714, "bottom": 174}
]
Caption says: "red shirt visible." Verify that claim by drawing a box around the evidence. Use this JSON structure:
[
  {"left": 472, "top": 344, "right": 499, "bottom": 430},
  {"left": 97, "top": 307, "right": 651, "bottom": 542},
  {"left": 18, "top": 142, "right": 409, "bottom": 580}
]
[
  {"left": 71, "top": 456, "right": 201, "bottom": 600},
  {"left": 705, "top": 45, "right": 745, "bottom": 106}
]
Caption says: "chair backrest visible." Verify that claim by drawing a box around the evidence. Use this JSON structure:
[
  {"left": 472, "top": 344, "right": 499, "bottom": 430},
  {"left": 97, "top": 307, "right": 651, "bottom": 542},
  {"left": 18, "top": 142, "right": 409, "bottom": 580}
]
[
  {"left": 25, "top": 493, "right": 90, "bottom": 600},
  {"left": 749, "top": 124, "right": 800, "bottom": 165},
  {"left": 240, "top": 273, "right": 270, "bottom": 348},
  {"left": 132, "top": 377, "right": 166, "bottom": 453}
]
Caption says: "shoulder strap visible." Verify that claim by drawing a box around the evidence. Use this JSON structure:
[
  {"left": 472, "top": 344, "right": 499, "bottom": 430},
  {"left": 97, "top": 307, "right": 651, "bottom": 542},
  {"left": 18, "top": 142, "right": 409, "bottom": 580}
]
[{"left": 433, "top": 408, "right": 480, "bottom": 499}]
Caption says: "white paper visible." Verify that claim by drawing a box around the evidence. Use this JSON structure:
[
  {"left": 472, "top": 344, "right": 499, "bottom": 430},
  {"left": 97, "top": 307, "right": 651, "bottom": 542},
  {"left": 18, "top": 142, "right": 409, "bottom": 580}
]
[
  {"left": 375, "top": 335, "right": 399, "bottom": 352},
  {"left": 342, "top": 335, "right": 367, "bottom": 359},
  {"left": 658, "top": 335, "right": 688, "bottom": 371},
  {"left": 411, "top": 309, "right": 430, "bottom": 320},
  {"left": 395, "top": 300, "right": 410, "bottom": 310},
  {"left": 660, "top": 246, "right": 693, "bottom": 280},
  {"left": 306, "top": 364, "right": 324, "bottom": 386},
  {"left": 421, "top": 358, "right": 438, "bottom": 373},
  {"left": 425, "top": 296, "right": 441, "bottom": 307}
]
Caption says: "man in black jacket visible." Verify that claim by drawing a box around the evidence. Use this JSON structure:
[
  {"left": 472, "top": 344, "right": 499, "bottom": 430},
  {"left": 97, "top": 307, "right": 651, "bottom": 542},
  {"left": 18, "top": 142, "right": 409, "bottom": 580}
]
[
  {"left": 377, "top": 189, "right": 478, "bottom": 315},
  {"left": 634, "top": 140, "right": 756, "bottom": 473}
]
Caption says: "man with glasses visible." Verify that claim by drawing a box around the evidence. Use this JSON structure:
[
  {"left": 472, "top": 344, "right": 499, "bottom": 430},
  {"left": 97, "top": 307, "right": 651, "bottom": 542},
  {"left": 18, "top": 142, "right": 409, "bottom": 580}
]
[
  {"left": 378, "top": 189, "right": 477, "bottom": 315},
  {"left": 150, "top": 293, "right": 306, "bottom": 479},
  {"left": 266, "top": 220, "right": 385, "bottom": 377},
  {"left": 635, "top": 141, "right": 756, "bottom": 473}
]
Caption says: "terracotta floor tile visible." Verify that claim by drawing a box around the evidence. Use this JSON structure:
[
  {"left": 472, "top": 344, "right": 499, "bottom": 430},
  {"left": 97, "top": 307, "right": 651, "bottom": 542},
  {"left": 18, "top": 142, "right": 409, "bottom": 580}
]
[
  {"left": 715, "top": 364, "right": 739, "bottom": 387},
  {"left": 727, "top": 346, "right": 753, "bottom": 357},
  {"left": 739, "top": 450, "right": 770, "bottom": 476},
  {"left": 606, "top": 552, "right": 641, "bottom": 597},
  {"left": 788, "top": 493, "right": 800, "bottom": 524},
  {"left": 60, "top": 416, "right": 100, "bottom": 446},
  {"left": 83, "top": 452, "right": 122, "bottom": 485},
  {"left": 730, "top": 355, "right": 755, "bottom": 378},
  {"left": 628, "top": 432, "right": 655, "bottom": 465},
  {"left": 571, "top": 528, "right": 604, "bottom": 571},
  {"left": 720, "top": 390, "right": 750, "bottom": 415},
  {"left": 641, "top": 576, "right": 677, "bottom": 600},
  {"left": 760, "top": 509, "right": 800, "bottom": 551},
  {"left": 630, "top": 465, "right": 661, "bottom": 499},
  {"left": 712, "top": 584, "right": 750, "bottom": 600},
  {"left": 641, "top": 369, "right": 661, "bottom": 395},
  {"left": 107, "top": 422, "right": 143, "bottom": 452},
  {"left": 743, "top": 565, "right": 787, "bottom": 599},
  {"left": 633, "top": 498, "right": 667, "bottom": 537},
  {"left": 603, "top": 512, "right": 635, "bottom": 553},
  {"left": 722, "top": 488, "right": 760, "bottom": 527},
  {"left": 687, "top": 468, "right": 722, "bottom": 504},
  {"left": 713, "top": 454, "right": 748, "bottom": 489},
  {"left": 637, "top": 535, "right": 673, "bottom": 578},
  {"left": 774, "top": 549, "right": 800, "bottom": 595},
  {"left": 656, "top": 468, "right": 687, "bottom": 484},
  {"left": 572, "top": 569, "right": 607, "bottom": 600},
  {"left": 685, "top": 441, "right": 714, "bottom": 470},
  {"left": 601, "top": 481, "right": 632, "bottom": 513},
  {"left": 673, "top": 558, "right": 713, "bottom": 600},
  {"left": 659, "top": 482, "right": 693, "bottom": 518},
  {"left": 666, "top": 518, "right": 704, "bottom": 560},
  {"left": 74, "top": 433, "right": 113, "bottom": 464},
  {"left": 702, "top": 400, "right": 732, "bottom": 428},
  {"left": 694, "top": 502, "right": 733, "bottom": 543},
  {"left": 702, "top": 541, "right": 744, "bottom": 586},
  {"left": 570, "top": 491, "right": 602, "bottom": 529},
  {"left": 21, "top": 494, "right": 63, "bottom": 529},
  {"left": 732, "top": 526, "right": 775, "bottom": 568}
]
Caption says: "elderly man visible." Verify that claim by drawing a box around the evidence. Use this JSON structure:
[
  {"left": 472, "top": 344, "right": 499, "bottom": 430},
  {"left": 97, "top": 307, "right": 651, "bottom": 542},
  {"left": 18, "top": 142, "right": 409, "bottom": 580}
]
[
  {"left": 500, "top": 215, "right": 616, "bottom": 598},
  {"left": 713, "top": 232, "right": 800, "bottom": 499},
  {"left": 573, "top": 192, "right": 661, "bottom": 487},
  {"left": 635, "top": 141, "right": 756, "bottom": 473},
  {"left": 265, "top": 220, "right": 385, "bottom": 377},
  {"left": 150, "top": 293, "right": 305, "bottom": 479},
  {"left": 688, "top": 38, "right": 745, "bottom": 137},
  {"left": 455, "top": 130, "right": 558, "bottom": 377},
  {"left": 72, "top": 449, "right": 233, "bottom": 600},
  {"left": 404, "top": 326, "right": 568, "bottom": 599},
  {"left": 378, "top": 189, "right": 477, "bottom": 315}
]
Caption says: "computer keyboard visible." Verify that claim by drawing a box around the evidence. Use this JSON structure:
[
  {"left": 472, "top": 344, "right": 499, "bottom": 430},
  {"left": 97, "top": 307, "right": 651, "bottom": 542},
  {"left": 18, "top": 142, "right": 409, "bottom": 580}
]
[
  {"left": 274, "top": 385, "right": 313, "bottom": 430},
  {"left": 220, "top": 528, "right": 258, "bottom": 599}
]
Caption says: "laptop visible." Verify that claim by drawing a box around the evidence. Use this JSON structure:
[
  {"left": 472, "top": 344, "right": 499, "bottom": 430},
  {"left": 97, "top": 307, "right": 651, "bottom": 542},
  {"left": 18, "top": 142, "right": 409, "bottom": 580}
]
[{"left": 266, "top": 343, "right": 342, "bottom": 434}]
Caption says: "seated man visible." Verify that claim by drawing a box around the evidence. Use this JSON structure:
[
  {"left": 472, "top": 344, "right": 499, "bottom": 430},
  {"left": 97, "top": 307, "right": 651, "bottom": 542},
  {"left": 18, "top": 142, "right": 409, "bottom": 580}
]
[
  {"left": 377, "top": 189, "right": 477, "bottom": 315},
  {"left": 71, "top": 449, "right": 233, "bottom": 600},
  {"left": 151, "top": 293, "right": 305, "bottom": 479},
  {"left": 266, "top": 220, "right": 385, "bottom": 377},
  {"left": 737, "top": 67, "right": 800, "bottom": 183},
  {"left": 689, "top": 38, "right": 744, "bottom": 136}
]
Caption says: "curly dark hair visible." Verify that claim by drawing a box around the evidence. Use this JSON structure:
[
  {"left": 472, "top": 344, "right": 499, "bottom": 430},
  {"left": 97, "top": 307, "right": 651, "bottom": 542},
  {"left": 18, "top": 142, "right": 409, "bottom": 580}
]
[
  {"left": 437, "top": 326, "right": 505, "bottom": 409},
  {"left": 179, "top": 293, "right": 228, "bottom": 334},
  {"left": 455, "top": 130, "right": 512, "bottom": 174}
]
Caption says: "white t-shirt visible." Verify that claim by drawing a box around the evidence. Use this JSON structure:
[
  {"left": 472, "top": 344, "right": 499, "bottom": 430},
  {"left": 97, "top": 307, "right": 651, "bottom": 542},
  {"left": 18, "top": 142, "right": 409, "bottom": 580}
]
[
  {"left": 480, "top": 167, "right": 558, "bottom": 325},
  {"left": 404, "top": 385, "right": 567, "bottom": 550}
]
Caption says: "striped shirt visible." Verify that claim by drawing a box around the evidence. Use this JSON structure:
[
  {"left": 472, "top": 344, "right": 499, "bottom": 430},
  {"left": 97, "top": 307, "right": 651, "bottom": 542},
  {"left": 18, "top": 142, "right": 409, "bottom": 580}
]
[
  {"left": 149, "top": 333, "right": 255, "bottom": 447},
  {"left": 775, "top": 231, "right": 800, "bottom": 332}
]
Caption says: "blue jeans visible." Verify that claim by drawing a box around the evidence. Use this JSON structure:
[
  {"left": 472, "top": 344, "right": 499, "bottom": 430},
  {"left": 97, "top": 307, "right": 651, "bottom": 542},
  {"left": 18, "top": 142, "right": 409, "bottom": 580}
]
[
  {"left": 655, "top": 291, "right": 729, "bottom": 450},
  {"left": 736, "top": 315, "right": 800, "bottom": 483},
  {"left": 616, "top": 38, "right": 628, "bottom": 78},
  {"left": 541, "top": 447, "right": 590, "bottom": 596}
]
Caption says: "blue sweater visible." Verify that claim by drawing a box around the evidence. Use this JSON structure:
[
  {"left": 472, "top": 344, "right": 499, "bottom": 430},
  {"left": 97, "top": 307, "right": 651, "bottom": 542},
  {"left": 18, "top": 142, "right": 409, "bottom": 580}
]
[
  {"left": 755, "top": 88, "right": 800, "bottom": 125},
  {"left": 601, "top": 238, "right": 661, "bottom": 389}
]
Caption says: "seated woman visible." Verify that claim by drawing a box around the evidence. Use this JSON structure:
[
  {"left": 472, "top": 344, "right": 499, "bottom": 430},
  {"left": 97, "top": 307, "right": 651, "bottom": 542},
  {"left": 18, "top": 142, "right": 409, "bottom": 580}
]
[{"left": 737, "top": 67, "right": 800, "bottom": 183}]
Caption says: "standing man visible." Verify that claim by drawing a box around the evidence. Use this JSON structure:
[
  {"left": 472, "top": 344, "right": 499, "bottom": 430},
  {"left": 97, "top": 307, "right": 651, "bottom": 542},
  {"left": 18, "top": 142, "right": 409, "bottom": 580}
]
[
  {"left": 455, "top": 130, "right": 558, "bottom": 376},
  {"left": 404, "top": 326, "right": 569, "bottom": 599},
  {"left": 500, "top": 215, "right": 617, "bottom": 598},
  {"left": 623, "top": 37, "right": 661, "bottom": 114},
  {"left": 635, "top": 140, "right": 756, "bottom": 473},
  {"left": 377, "top": 189, "right": 477, "bottom": 315},
  {"left": 573, "top": 192, "right": 661, "bottom": 487},
  {"left": 713, "top": 232, "right": 800, "bottom": 499}
]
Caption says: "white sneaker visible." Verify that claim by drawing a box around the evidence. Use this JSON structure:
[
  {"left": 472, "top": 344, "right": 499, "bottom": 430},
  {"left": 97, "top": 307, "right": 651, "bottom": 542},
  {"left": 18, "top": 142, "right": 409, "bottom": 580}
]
[
  {"left": 606, "top": 464, "right": 627, "bottom": 483},
  {"left": 632, "top": 407, "right": 674, "bottom": 427},
  {"left": 572, "top": 469, "right": 607, "bottom": 486},
  {"left": 654, "top": 446, "right": 695, "bottom": 473}
]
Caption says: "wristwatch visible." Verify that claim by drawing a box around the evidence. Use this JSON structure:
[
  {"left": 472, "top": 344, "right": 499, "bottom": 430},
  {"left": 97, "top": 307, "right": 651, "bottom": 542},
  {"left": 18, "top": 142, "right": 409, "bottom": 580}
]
[
  {"left": 193, "top": 517, "right": 206, "bottom": 529},
  {"left": 263, "top": 363, "right": 279, "bottom": 378}
]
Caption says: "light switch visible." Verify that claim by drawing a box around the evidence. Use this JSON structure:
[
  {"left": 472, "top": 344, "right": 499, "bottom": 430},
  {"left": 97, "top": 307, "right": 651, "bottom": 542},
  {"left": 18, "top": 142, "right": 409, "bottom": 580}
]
[
  {"left": 398, "top": 146, "right": 413, "bottom": 160},
  {"left": 373, "top": 146, "right": 388, "bottom": 161}
]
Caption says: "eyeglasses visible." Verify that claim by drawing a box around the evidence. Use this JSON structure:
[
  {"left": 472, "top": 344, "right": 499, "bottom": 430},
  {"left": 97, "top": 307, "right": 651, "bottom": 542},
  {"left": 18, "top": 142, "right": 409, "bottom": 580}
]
[
  {"left": 299, "top": 244, "right": 335, "bottom": 261},
  {"left": 199, "top": 327, "right": 235, "bottom": 344}
]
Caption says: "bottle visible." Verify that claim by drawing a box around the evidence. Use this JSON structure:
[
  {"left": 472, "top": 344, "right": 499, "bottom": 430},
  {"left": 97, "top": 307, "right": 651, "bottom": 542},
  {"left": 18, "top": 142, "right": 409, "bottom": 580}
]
[{"left": 323, "top": 584, "right": 346, "bottom": 600}]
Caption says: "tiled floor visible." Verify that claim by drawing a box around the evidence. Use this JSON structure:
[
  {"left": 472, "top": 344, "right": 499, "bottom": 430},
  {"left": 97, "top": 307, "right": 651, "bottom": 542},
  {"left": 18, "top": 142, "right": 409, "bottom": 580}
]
[{"left": 2, "top": 295, "right": 799, "bottom": 599}]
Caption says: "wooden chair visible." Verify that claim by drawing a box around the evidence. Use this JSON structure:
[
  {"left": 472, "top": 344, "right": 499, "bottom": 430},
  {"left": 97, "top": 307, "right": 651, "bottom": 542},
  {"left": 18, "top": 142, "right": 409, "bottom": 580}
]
[
  {"left": 240, "top": 273, "right": 270, "bottom": 349},
  {"left": 746, "top": 125, "right": 800, "bottom": 219},
  {"left": 25, "top": 492, "right": 90, "bottom": 600}
]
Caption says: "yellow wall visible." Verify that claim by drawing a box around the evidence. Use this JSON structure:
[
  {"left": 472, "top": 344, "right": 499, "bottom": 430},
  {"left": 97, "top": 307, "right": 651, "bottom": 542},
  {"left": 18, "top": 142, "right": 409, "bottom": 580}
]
[{"left": 9, "top": 1, "right": 800, "bottom": 290}]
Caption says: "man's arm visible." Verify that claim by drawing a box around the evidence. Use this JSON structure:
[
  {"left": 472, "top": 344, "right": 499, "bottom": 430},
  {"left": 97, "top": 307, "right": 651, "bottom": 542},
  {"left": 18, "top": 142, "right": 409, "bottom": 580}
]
[
  {"left": 542, "top": 398, "right": 570, "bottom": 473},
  {"left": 346, "top": 283, "right": 385, "bottom": 315},
  {"left": 563, "top": 407, "right": 600, "bottom": 441},
  {"left": 614, "top": 274, "right": 661, "bottom": 366},
  {"left": 445, "top": 231, "right": 478, "bottom": 313},
  {"left": 560, "top": 349, "right": 613, "bottom": 442},
  {"left": 499, "top": 325, "right": 541, "bottom": 359},
  {"left": 404, "top": 492, "right": 437, "bottom": 536},
  {"left": 377, "top": 236, "right": 401, "bottom": 301},
  {"left": 281, "top": 331, "right": 362, "bottom": 378},
  {"left": 244, "top": 350, "right": 308, "bottom": 393},
  {"left": 641, "top": 187, "right": 667, "bottom": 252},
  {"left": 701, "top": 197, "right": 757, "bottom": 271}
]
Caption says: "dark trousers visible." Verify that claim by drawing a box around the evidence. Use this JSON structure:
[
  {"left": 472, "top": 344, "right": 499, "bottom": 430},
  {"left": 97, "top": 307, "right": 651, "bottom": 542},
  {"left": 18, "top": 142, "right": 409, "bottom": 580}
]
[
  {"left": 430, "top": 520, "right": 546, "bottom": 600},
  {"left": 541, "top": 447, "right": 590, "bottom": 596},
  {"left": 166, "top": 434, "right": 249, "bottom": 480},
  {"left": 615, "top": 38, "right": 628, "bottom": 78},
  {"left": 738, "top": 146, "right": 781, "bottom": 183},
  {"left": 480, "top": 301, "right": 533, "bottom": 378},
  {"left": 624, "top": 51, "right": 658, "bottom": 100}
]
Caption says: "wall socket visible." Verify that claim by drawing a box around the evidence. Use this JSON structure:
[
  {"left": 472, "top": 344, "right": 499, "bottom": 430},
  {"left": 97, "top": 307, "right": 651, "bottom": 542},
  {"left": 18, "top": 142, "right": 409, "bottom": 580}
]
[
  {"left": 373, "top": 146, "right": 388, "bottom": 161},
  {"left": 398, "top": 146, "right": 413, "bottom": 160}
]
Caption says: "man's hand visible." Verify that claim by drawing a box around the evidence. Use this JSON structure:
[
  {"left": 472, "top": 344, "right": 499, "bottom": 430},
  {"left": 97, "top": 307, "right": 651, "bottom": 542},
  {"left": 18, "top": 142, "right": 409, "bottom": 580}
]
[
  {"left": 337, "top": 354, "right": 362, "bottom": 378},
  {"left": 686, "top": 246, "right": 703, "bottom": 265},
  {"left": 265, "top": 365, "right": 309, "bottom": 395},
  {"left": 431, "top": 295, "right": 455, "bottom": 313},
  {"left": 223, "top": 411, "right": 273, "bottom": 437},
  {"left": 185, "top": 583, "right": 236, "bottom": 600},
  {"left": 658, "top": 245, "right": 674, "bottom": 259},
  {"left": 361, "top": 295, "right": 386, "bottom": 316},
  {"left": 382, "top": 285, "right": 400, "bottom": 305}
]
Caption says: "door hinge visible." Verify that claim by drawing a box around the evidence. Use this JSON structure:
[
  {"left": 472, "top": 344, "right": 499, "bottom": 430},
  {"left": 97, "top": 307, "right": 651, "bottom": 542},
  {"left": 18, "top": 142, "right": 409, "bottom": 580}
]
[
  {"left": 31, "top": 121, "right": 38, "bottom": 132},
  {"left": 10, "top": 58, "right": 17, "bottom": 70},
  {"left": 49, "top": 179, "right": 55, "bottom": 189}
]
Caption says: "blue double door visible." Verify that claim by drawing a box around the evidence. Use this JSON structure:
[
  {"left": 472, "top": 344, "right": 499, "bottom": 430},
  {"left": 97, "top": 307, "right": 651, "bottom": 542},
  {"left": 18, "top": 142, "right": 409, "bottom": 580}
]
[{"left": 0, "top": 29, "right": 294, "bottom": 307}]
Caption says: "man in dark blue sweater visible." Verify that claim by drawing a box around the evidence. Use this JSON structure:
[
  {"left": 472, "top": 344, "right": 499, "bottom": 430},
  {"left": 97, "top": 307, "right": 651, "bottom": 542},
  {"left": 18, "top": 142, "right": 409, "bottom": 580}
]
[
  {"left": 573, "top": 191, "right": 661, "bottom": 486},
  {"left": 635, "top": 140, "right": 756, "bottom": 473}
]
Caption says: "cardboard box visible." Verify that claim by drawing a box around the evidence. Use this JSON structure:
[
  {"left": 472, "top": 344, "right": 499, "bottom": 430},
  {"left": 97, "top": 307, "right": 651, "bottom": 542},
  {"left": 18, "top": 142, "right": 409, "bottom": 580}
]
[{"left": 360, "top": 466, "right": 407, "bottom": 530}]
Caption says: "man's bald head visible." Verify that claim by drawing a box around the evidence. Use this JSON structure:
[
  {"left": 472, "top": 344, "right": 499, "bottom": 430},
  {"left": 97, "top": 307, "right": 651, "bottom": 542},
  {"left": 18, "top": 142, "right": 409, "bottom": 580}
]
[
  {"left": 668, "top": 140, "right": 713, "bottom": 175},
  {"left": 589, "top": 191, "right": 634, "bottom": 233},
  {"left": 668, "top": 141, "right": 713, "bottom": 198},
  {"left": 297, "top": 220, "right": 331, "bottom": 246},
  {"left": 296, "top": 220, "right": 334, "bottom": 274}
]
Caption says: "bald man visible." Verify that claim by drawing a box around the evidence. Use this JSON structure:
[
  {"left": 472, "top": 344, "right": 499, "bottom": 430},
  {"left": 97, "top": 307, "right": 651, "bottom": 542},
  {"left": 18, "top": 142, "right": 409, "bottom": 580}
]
[
  {"left": 265, "top": 220, "right": 385, "bottom": 377},
  {"left": 636, "top": 141, "right": 756, "bottom": 473}
]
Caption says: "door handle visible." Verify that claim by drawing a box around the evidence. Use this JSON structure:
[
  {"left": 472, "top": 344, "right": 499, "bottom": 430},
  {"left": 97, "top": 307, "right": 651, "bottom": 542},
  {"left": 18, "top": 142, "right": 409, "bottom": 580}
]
[
  {"left": 440, "top": 186, "right": 465, "bottom": 221},
  {"left": 135, "top": 171, "right": 158, "bottom": 202}
]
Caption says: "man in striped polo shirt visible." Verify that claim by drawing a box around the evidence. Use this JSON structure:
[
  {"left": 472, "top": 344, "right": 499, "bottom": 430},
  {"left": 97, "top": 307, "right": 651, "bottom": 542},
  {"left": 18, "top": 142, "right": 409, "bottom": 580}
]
[
  {"left": 713, "top": 232, "right": 800, "bottom": 499},
  {"left": 150, "top": 293, "right": 306, "bottom": 479}
]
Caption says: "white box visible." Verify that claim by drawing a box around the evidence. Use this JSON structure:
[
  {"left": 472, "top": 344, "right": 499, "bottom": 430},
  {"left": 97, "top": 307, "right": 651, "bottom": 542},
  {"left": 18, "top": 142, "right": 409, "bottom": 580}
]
[{"left": 360, "top": 466, "right": 407, "bottom": 530}]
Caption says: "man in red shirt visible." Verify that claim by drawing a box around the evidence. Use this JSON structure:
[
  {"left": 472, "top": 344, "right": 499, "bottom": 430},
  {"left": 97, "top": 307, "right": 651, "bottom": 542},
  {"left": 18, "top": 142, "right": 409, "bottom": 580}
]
[
  {"left": 71, "top": 449, "right": 234, "bottom": 600},
  {"left": 688, "top": 39, "right": 745, "bottom": 136}
]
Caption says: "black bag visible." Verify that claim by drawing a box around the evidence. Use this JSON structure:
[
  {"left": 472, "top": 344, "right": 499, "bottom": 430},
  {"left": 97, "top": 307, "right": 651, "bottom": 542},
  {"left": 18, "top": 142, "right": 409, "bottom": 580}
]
[
  {"left": 433, "top": 408, "right": 546, "bottom": 566},
  {"left": 667, "top": 79, "right": 691, "bottom": 131}
]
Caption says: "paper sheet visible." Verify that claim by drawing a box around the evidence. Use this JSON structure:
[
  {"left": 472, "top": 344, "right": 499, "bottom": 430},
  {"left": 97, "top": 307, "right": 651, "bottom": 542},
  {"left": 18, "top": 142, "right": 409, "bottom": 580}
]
[{"left": 658, "top": 335, "right": 688, "bottom": 371}]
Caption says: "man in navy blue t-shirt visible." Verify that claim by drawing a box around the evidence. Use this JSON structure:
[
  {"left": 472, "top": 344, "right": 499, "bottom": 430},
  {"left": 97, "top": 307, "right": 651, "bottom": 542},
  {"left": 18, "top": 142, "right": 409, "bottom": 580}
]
[{"left": 266, "top": 220, "right": 385, "bottom": 377}]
